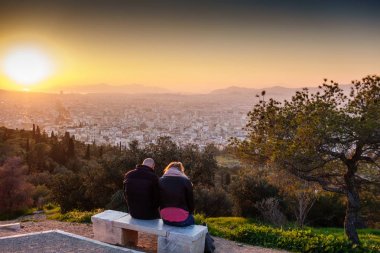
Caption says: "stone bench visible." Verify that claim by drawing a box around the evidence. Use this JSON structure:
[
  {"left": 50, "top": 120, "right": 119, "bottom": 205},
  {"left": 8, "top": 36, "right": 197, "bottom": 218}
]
[{"left": 91, "top": 210, "right": 208, "bottom": 253}]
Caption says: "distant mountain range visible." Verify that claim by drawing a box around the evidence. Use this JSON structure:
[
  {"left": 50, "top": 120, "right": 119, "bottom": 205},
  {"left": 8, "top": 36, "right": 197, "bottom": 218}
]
[
  {"left": 1, "top": 84, "right": 351, "bottom": 103},
  {"left": 208, "top": 84, "right": 351, "bottom": 101},
  {"left": 210, "top": 85, "right": 297, "bottom": 95}
]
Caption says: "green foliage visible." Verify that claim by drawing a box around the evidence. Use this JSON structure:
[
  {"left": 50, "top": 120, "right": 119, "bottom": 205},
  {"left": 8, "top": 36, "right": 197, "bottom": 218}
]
[
  {"left": 48, "top": 208, "right": 103, "bottom": 223},
  {"left": 233, "top": 75, "right": 380, "bottom": 244},
  {"left": 194, "top": 186, "right": 233, "bottom": 217},
  {"left": 0, "top": 157, "right": 34, "bottom": 215},
  {"left": 0, "top": 127, "right": 220, "bottom": 217},
  {"left": 31, "top": 184, "right": 52, "bottom": 209},
  {"left": 308, "top": 193, "right": 346, "bottom": 227},
  {"left": 106, "top": 190, "right": 128, "bottom": 212},
  {"left": 0, "top": 208, "right": 35, "bottom": 221},
  {"left": 197, "top": 217, "right": 380, "bottom": 253},
  {"left": 229, "top": 169, "right": 280, "bottom": 217}
]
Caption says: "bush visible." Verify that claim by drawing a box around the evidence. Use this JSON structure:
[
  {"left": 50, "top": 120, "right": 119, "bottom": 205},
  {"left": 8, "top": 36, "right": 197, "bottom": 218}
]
[
  {"left": 254, "top": 198, "right": 287, "bottom": 226},
  {"left": 229, "top": 169, "right": 280, "bottom": 217},
  {"left": 0, "top": 157, "right": 34, "bottom": 215},
  {"left": 106, "top": 189, "right": 128, "bottom": 212},
  {"left": 48, "top": 209, "right": 103, "bottom": 223},
  {"left": 307, "top": 193, "right": 346, "bottom": 227},
  {"left": 32, "top": 185, "right": 52, "bottom": 209},
  {"left": 200, "top": 217, "right": 380, "bottom": 253},
  {"left": 194, "top": 186, "right": 233, "bottom": 217}
]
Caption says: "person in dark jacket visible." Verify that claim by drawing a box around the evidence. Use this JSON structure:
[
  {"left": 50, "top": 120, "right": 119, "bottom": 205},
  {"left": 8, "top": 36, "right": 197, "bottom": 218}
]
[
  {"left": 159, "top": 161, "right": 195, "bottom": 227},
  {"left": 124, "top": 158, "right": 160, "bottom": 219}
]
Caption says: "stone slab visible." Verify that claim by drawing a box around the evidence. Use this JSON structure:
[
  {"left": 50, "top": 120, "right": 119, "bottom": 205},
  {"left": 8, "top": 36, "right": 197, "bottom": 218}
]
[
  {"left": 91, "top": 210, "right": 128, "bottom": 223},
  {"left": 113, "top": 214, "right": 167, "bottom": 236}
]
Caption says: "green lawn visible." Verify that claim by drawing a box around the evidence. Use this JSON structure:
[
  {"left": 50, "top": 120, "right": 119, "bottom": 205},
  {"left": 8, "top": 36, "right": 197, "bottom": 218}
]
[{"left": 195, "top": 216, "right": 380, "bottom": 253}]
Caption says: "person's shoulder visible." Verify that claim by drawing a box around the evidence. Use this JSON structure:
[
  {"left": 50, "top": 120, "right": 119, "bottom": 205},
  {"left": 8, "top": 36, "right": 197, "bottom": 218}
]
[
  {"left": 160, "top": 175, "right": 191, "bottom": 183},
  {"left": 124, "top": 168, "right": 138, "bottom": 178},
  {"left": 181, "top": 177, "right": 193, "bottom": 186},
  {"left": 139, "top": 166, "right": 158, "bottom": 179}
]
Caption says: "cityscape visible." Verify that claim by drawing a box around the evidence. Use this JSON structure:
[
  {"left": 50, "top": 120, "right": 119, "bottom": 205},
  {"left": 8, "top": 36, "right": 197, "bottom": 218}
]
[{"left": 0, "top": 89, "right": 255, "bottom": 148}]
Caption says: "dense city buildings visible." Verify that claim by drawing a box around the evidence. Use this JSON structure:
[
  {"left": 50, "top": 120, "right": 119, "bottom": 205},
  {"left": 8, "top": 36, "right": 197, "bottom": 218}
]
[{"left": 0, "top": 91, "right": 251, "bottom": 148}]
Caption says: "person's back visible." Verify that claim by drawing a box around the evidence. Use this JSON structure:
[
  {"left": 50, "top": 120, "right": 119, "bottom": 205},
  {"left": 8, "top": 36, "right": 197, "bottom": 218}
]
[
  {"left": 159, "top": 162, "right": 194, "bottom": 226},
  {"left": 124, "top": 158, "right": 160, "bottom": 219},
  {"left": 159, "top": 161, "right": 216, "bottom": 252}
]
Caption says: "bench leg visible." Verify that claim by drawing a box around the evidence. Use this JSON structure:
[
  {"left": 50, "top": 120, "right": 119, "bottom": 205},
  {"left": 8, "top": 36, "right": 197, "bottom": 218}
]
[
  {"left": 121, "top": 229, "right": 138, "bottom": 247},
  {"left": 93, "top": 222, "right": 125, "bottom": 245},
  {"left": 158, "top": 233, "right": 205, "bottom": 253}
]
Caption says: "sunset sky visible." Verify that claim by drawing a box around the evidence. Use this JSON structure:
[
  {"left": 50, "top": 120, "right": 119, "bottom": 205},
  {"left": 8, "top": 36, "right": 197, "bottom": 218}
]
[{"left": 1, "top": 0, "right": 380, "bottom": 93}]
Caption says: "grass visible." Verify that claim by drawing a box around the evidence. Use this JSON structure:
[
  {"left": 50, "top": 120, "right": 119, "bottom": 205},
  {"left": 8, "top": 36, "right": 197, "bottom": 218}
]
[
  {"left": 43, "top": 204, "right": 103, "bottom": 223},
  {"left": 0, "top": 208, "right": 36, "bottom": 221},
  {"left": 310, "top": 227, "right": 380, "bottom": 249}
]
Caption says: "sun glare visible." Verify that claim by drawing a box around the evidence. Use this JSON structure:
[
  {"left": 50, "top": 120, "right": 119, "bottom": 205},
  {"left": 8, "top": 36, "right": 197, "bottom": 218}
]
[{"left": 2, "top": 46, "right": 53, "bottom": 86}]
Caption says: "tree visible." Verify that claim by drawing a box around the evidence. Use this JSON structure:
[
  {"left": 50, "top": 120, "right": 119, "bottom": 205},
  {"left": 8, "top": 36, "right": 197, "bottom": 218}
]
[
  {"left": 85, "top": 144, "right": 91, "bottom": 160},
  {"left": 233, "top": 75, "right": 380, "bottom": 244},
  {"left": 0, "top": 157, "right": 34, "bottom": 214},
  {"left": 67, "top": 137, "right": 75, "bottom": 158},
  {"left": 145, "top": 136, "right": 180, "bottom": 175}
]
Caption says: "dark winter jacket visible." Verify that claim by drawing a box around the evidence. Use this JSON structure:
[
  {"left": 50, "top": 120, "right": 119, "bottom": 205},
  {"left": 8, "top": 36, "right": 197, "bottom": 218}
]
[
  {"left": 159, "top": 175, "right": 194, "bottom": 214},
  {"left": 123, "top": 165, "right": 160, "bottom": 219}
]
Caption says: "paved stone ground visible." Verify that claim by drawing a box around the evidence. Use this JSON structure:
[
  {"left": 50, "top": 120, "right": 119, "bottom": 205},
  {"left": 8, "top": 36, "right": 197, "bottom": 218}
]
[
  {"left": 0, "top": 214, "right": 287, "bottom": 253},
  {"left": 0, "top": 230, "right": 141, "bottom": 253}
]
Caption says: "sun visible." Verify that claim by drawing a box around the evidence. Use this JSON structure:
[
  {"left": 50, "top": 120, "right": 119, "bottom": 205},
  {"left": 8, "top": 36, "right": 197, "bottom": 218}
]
[{"left": 2, "top": 46, "right": 54, "bottom": 86}]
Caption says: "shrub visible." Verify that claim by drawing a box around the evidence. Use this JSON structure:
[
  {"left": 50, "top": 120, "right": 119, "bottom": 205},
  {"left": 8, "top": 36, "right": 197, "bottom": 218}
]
[
  {"left": 229, "top": 169, "right": 280, "bottom": 217},
  {"left": 254, "top": 198, "right": 287, "bottom": 226},
  {"left": 32, "top": 185, "right": 52, "bottom": 209},
  {"left": 48, "top": 209, "right": 103, "bottom": 223},
  {"left": 0, "top": 157, "right": 34, "bottom": 214},
  {"left": 194, "top": 186, "right": 233, "bottom": 217},
  {"left": 106, "top": 189, "right": 128, "bottom": 212},
  {"left": 308, "top": 193, "right": 346, "bottom": 227},
  {"left": 202, "top": 217, "right": 380, "bottom": 253}
]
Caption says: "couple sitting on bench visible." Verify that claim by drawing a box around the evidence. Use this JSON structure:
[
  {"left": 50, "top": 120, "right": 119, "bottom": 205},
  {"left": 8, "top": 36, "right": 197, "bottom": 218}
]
[
  {"left": 123, "top": 158, "right": 195, "bottom": 227},
  {"left": 93, "top": 158, "right": 214, "bottom": 252}
]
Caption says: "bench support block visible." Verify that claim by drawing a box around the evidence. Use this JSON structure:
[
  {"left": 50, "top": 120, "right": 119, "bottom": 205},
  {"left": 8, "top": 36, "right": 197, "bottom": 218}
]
[{"left": 157, "top": 232, "right": 206, "bottom": 253}]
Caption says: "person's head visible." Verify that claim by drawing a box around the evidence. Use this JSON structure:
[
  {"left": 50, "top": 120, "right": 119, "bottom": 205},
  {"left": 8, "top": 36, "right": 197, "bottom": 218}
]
[
  {"left": 164, "top": 161, "right": 185, "bottom": 174},
  {"left": 142, "top": 158, "right": 155, "bottom": 169}
]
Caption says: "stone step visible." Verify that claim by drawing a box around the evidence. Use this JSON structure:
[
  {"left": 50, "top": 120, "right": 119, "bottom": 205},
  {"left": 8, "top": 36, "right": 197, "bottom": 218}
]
[{"left": 0, "top": 223, "right": 21, "bottom": 231}]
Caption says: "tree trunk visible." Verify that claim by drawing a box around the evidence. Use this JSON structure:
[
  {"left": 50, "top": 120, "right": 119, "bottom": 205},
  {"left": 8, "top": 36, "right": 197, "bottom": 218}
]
[{"left": 344, "top": 166, "right": 361, "bottom": 245}]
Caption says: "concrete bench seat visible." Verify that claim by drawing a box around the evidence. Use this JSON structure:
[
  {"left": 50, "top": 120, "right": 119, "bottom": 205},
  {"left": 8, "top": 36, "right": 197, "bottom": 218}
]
[{"left": 92, "top": 210, "right": 208, "bottom": 253}]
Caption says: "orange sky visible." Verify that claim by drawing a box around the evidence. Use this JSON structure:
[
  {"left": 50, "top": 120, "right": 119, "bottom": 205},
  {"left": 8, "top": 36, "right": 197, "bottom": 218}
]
[{"left": 1, "top": 1, "right": 379, "bottom": 93}]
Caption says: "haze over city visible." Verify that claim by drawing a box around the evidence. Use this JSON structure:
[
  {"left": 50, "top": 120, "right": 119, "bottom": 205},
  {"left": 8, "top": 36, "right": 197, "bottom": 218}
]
[{"left": 1, "top": 0, "right": 380, "bottom": 93}]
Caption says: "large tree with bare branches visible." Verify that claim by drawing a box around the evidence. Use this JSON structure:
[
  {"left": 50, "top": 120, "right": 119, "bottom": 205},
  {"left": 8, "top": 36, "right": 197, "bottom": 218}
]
[{"left": 233, "top": 75, "right": 380, "bottom": 244}]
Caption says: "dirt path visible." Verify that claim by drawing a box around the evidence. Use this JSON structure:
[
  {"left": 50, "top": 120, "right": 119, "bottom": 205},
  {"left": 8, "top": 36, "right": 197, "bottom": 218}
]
[{"left": 0, "top": 214, "right": 287, "bottom": 253}]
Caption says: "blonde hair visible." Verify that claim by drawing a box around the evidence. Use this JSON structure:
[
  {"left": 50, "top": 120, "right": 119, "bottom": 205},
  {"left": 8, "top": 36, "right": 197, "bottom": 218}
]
[{"left": 164, "top": 161, "right": 185, "bottom": 174}]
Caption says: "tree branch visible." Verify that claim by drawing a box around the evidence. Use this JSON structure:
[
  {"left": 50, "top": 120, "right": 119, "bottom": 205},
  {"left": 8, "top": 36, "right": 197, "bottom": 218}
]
[
  {"left": 359, "top": 156, "right": 380, "bottom": 169},
  {"left": 355, "top": 175, "right": 380, "bottom": 186}
]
